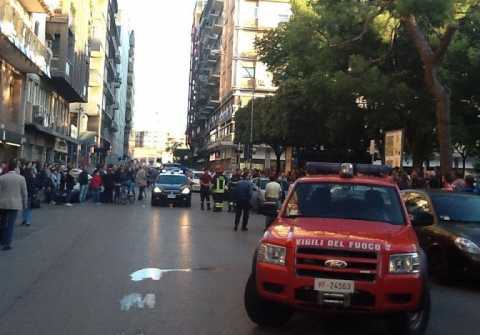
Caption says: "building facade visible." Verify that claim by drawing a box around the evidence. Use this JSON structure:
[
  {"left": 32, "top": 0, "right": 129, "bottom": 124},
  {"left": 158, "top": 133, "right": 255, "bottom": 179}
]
[
  {"left": 23, "top": 0, "right": 91, "bottom": 165},
  {"left": 0, "top": 0, "right": 91, "bottom": 165},
  {"left": 123, "top": 31, "right": 135, "bottom": 159},
  {"left": 0, "top": 0, "right": 53, "bottom": 162},
  {"left": 77, "top": 0, "right": 121, "bottom": 166},
  {"left": 187, "top": 0, "right": 291, "bottom": 170}
]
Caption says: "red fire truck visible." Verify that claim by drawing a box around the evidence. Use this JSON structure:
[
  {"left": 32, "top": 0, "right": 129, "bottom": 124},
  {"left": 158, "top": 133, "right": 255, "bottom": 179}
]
[{"left": 245, "top": 163, "right": 430, "bottom": 335}]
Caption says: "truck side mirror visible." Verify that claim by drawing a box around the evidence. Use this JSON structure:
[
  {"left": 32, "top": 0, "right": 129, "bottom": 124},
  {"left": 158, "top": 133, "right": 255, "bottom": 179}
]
[{"left": 412, "top": 211, "right": 434, "bottom": 227}]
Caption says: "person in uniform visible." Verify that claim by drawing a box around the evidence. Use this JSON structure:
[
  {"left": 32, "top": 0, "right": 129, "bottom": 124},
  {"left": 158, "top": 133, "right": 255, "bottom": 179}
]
[{"left": 212, "top": 167, "right": 226, "bottom": 212}]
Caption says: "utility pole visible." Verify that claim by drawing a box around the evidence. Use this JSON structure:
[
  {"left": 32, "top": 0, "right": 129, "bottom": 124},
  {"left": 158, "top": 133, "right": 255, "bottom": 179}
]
[{"left": 241, "top": 63, "right": 256, "bottom": 170}]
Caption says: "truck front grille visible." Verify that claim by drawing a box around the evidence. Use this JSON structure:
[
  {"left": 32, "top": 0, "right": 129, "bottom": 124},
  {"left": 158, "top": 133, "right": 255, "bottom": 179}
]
[{"left": 296, "top": 247, "right": 379, "bottom": 282}]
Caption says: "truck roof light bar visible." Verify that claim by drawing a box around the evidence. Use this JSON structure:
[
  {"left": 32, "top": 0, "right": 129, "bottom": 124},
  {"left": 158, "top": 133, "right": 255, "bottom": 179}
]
[{"left": 306, "top": 162, "right": 392, "bottom": 177}]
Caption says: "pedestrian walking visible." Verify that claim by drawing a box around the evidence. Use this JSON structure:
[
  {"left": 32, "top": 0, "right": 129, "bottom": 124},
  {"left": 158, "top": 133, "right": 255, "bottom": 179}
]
[
  {"left": 227, "top": 169, "right": 241, "bottom": 212},
  {"left": 233, "top": 174, "right": 253, "bottom": 231},
  {"left": 199, "top": 168, "right": 212, "bottom": 210},
  {"left": 136, "top": 166, "right": 147, "bottom": 201},
  {"left": 78, "top": 168, "right": 89, "bottom": 202},
  {"left": 0, "top": 160, "right": 28, "bottom": 251}
]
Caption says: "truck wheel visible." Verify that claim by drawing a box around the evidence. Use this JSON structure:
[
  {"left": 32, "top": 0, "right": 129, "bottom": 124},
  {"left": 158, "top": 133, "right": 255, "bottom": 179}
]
[
  {"left": 387, "top": 284, "right": 430, "bottom": 335},
  {"left": 244, "top": 275, "right": 293, "bottom": 328}
]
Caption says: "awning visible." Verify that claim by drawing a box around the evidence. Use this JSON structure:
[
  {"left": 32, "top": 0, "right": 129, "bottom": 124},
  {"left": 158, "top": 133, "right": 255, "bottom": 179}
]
[
  {"left": 0, "top": 128, "right": 22, "bottom": 145},
  {"left": 78, "top": 131, "right": 97, "bottom": 146}
]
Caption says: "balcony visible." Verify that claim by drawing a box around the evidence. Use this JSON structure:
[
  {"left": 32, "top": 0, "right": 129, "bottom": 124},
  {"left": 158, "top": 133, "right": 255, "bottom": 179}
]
[
  {"left": 0, "top": 0, "right": 52, "bottom": 76},
  {"left": 18, "top": 0, "right": 52, "bottom": 13},
  {"left": 47, "top": 15, "right": 88, "bottom": 102},
  {"left": 207, "top": 133, "right": 234, "bottom": 150}
]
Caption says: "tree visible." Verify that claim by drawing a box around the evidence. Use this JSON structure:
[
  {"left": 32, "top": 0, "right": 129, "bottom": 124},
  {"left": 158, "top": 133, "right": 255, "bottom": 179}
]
[
  {"left": 235, "top": 96, "right": 288, "bottom": 174},
  {"left": 256, "top": 0, "right": 480, "bottom": 174}
]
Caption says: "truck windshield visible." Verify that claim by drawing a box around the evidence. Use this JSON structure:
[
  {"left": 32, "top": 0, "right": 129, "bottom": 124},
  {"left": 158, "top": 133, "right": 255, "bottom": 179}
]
[{"left": 285, "top": 182, "right": 405, "bottom": 225}]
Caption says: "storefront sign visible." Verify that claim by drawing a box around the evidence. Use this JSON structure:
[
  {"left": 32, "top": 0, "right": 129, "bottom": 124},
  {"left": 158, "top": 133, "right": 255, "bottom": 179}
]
[
  {"left": 54, "top": 138, "right": 68, "bottom": 153},
  {"left": 384, "top": 129, "right": 404, "bottom": 168}
]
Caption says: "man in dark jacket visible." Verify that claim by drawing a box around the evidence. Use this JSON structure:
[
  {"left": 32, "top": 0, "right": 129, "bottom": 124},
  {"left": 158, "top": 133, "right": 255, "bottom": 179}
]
[
  {"left": 233, "top": 174, "right": 253, "bottom": 231},
  {"left": 78, "top": 168, "right": 89, "bottom": 203},
  {"left": 65, "top": 169, "right": 76, "bottom": 206}
]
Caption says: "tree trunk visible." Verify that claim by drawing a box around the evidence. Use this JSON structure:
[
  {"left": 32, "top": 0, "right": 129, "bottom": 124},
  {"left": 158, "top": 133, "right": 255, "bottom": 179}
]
[
  {"left": 275, "top": 150, "right": 282, "bottom": 175},
  {"left": 402, "top": 15, "right": 453, "bottom": 177}
]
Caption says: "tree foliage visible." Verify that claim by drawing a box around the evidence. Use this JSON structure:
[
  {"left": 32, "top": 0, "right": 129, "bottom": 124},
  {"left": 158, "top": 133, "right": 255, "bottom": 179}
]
[{"left": 238, "top": 0, "right": 480, "bottom": 170}]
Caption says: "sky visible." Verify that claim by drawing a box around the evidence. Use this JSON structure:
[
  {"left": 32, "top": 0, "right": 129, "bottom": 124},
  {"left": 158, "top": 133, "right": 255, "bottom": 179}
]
[{"left": 121, "top": 0, "right": 197, "bottom": 137}]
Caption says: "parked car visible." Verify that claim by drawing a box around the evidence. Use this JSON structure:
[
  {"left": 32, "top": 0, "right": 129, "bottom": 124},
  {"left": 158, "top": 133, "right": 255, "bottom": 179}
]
[
  {"left": 401, "top": 190, "right": 480, "bottom": 281},
  {"left": 250, "top": 177, "right": 269, "bottom": 210}
]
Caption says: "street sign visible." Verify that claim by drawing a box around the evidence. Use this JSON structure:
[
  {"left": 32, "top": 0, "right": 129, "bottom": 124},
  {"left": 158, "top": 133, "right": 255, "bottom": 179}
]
[{"left": 384, "top": 130, "right": 404, "bottom": 168}]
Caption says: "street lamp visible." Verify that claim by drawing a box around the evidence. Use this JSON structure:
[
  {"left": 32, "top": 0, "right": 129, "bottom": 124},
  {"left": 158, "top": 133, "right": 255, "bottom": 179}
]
[{"left": 241, "top": 63, "right": 256, "bottom": 169}]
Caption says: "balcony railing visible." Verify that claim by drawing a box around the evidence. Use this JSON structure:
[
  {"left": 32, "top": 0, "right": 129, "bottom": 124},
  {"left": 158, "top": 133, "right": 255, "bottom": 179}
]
[{"left": 0, "top": 0, "right": 52, "bottom": 76}]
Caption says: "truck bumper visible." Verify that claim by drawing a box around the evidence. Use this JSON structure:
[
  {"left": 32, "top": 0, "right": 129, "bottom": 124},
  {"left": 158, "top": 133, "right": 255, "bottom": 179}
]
[{"left": 256, "top": 263, "right": 424, "bottom": 314}]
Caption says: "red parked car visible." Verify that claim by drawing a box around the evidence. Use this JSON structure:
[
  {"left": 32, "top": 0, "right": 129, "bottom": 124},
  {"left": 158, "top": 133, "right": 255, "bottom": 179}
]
[{"left": 245, "top": 163, "right": 431, "bottom": 335}]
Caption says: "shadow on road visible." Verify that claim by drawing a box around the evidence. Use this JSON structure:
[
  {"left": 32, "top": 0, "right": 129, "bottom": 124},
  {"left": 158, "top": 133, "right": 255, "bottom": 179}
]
[{"left": 246, "top": 313, "right": 386, "bottom": 335}]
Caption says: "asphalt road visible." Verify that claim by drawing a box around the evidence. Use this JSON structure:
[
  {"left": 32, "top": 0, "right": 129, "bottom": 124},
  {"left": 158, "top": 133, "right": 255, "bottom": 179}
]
[{"left": 0, "top": 194, "right": 479, "bottom": 335}]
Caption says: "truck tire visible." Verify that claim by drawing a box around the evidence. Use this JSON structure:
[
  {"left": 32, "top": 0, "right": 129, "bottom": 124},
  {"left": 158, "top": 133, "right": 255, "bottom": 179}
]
[
  {"left": 244, "top": 274, "right": 293, "bottom": 328},
  {"left": 386, "top": 284, "right": 431, "bottom": 335}
]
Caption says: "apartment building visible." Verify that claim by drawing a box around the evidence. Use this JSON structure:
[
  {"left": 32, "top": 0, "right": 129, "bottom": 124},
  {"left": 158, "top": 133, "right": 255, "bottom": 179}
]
[
  {"left": 0, "top": 0, "right": 91, "bottom": 164},
  {"left": 76, "top": 0, "right": 121, "bottom": 166},
  {"left": 23, "top": 0, "right": 90, "bottom": 164},
  {"left": 124, "top": 31, "right": 135, "bottom": 158},
  {"left": 187, "top": 0, "right": 291, "bottom": 170},
  {"left": 107, "top": 9, "right": 131, "bottom": 162}
]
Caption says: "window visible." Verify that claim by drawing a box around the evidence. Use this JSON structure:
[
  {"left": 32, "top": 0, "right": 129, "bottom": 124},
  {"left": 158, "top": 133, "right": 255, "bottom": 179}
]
[
  {"left": 278, "top": 14, "right": 290, "bottom": 23},
  {"left": 240, "top": 66, "right": 255, "bottom": 79}
]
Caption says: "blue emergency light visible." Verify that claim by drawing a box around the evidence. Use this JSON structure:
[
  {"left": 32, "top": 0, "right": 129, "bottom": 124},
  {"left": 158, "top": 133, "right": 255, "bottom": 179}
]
[{"left": 306, "top": 162, "right": 392, "bottom": 177}]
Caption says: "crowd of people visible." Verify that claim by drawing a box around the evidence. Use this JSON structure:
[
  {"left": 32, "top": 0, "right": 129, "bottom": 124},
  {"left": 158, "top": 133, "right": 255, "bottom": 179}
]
[
  {"left": 0, "top": 159, "right": 162, "bottom": 251},
  {"left": 1, "top": 158, "right": 478, "bottom": 251}
]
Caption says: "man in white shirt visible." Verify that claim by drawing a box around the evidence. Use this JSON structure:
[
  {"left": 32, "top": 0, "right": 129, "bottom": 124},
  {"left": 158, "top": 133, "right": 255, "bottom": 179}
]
[
  {"left": 265, "top": 176, "right": 282, "bottom": 203},
  {"left": 264, "top": 176, "right": 282, "bottom": 230}
]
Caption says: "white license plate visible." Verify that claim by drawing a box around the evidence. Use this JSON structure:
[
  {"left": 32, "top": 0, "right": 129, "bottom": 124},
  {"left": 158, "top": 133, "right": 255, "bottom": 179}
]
[
  {"left": 314, "top": 278, "right": 354, "bottom": 293},
  {"left": 167, "top": 194, "right": 176, "bottom": 199}
]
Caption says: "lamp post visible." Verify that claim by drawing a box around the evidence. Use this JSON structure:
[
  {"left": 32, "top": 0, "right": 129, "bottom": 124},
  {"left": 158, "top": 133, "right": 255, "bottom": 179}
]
[{"left": 241, "top": 63, "right": 256, "bottom": 169}]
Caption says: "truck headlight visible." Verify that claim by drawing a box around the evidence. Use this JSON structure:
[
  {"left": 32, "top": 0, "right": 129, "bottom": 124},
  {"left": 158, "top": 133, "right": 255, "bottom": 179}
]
[
  {"left": 258, "top": 243, "right": 286, "bottom": 266},
  {"left": 455, "top": 237, "right": 480, "bottom": 255},
  {"left": 182, "top": 188, "right": 191, "bottom": 194},
  {"left": 153, "top": 187, "right": 162, "bottom": 193},
  {"left": 389, "top": 253, "right": 420, "bottom": 274}
]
